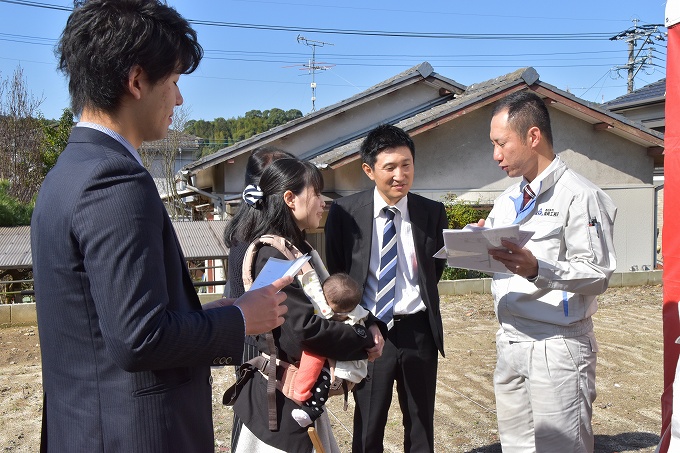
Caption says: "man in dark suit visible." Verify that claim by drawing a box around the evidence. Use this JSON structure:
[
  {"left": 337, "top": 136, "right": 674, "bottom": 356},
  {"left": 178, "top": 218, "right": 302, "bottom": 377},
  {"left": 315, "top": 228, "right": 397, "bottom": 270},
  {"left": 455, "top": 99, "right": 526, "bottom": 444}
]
[
  {"left": 30, "top": 1, "right": 289, "bottom": 451},
  {"left": 325, "top": 124, "right": 447, "bottom": 452}
]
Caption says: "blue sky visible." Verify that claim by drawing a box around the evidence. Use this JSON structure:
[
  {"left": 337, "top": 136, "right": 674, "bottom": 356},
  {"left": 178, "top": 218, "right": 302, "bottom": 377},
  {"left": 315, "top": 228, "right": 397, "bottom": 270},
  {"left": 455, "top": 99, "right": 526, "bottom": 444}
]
[{"left": 0, "top": 0, "right": 669, "bottom": 122}]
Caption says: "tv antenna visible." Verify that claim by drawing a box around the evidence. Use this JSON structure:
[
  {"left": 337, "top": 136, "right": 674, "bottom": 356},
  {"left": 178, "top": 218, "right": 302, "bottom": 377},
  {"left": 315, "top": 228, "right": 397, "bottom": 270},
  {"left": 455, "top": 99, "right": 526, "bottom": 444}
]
[{"left": 296, "top": 35, "right": 335, "bottom": 111}]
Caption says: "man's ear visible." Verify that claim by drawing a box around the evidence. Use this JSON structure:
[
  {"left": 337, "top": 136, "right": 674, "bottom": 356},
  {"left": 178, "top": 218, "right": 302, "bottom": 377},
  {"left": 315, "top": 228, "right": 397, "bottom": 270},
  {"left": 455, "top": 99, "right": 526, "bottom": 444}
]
[
  {"left": 127, "top": 65, "right": 145, "bottom": 100},
  {"left": 527, "top": 126, "right": 541, "bottom": 148},
  {"left": 283, "top": 190, "right": 295, "bottom": 208},
  {"left": 362, "top": 162, "right": 376, "bottom": 181}
]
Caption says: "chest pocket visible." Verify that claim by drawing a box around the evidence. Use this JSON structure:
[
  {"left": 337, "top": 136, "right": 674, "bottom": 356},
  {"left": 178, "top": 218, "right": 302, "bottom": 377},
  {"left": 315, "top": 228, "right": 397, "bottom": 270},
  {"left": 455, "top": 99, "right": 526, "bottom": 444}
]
[{"left": 526, "top": 221, "right": 563, "bottom": 259}]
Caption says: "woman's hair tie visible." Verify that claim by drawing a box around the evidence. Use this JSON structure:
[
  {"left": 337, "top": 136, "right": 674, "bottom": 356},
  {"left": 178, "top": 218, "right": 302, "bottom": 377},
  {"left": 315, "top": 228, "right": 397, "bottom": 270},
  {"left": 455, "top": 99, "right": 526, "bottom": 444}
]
[{"left": 242, "top": 184, "right": 264, "bottom": 208}]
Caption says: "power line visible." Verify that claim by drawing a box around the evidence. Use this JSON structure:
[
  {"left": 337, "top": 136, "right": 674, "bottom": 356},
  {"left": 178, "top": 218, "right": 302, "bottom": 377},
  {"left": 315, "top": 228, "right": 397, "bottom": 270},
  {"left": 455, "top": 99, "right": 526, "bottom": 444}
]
[
  {"left": 191, "top": 19, "right": 618, "bottom": 40},
  {"left": 0, "top": 0, "right": 69, "bottom": 11},
  {"left": 228, "top": 0, "right": 646, "bottom": 24},
  {"left": 0, "top": 0, "right": 623, "bottom": 40},
  {"left": 610, "top": 20, "right": 666, "bottom": 92}
]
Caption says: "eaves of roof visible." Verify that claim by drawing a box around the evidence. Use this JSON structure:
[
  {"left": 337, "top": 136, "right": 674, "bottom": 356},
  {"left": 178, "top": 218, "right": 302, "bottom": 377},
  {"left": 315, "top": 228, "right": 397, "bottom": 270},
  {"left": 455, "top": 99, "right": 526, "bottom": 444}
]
[
  {"left": 310, "top": 67, "right": 664, "bottom": 168},
  {"left": 183, "top": 61, "right": 466, "bottom": 174},
  {"left": 0, "top": 226, "right": 31, "bottom": 270},
  {"left": 172, "top": 220, "right": 230, "bottom": 260}
]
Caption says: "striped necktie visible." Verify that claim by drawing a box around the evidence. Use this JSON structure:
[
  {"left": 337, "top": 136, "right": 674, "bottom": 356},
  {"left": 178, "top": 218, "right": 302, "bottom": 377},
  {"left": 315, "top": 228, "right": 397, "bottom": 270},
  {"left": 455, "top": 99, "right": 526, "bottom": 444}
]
[
  {"left": 376, "top": 207, "right": 398, "bottom": 329},
  {"left": 522, "top": 184, "right": 535, "bottom": 208}
]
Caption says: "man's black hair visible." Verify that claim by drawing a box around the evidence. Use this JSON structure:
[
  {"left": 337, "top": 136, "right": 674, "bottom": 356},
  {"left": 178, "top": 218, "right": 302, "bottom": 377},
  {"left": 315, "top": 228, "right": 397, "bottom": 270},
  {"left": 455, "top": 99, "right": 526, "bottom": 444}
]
[
  {"left": 492, "top": 90, "right": 554, "bottom": 147},
  {"left": 58, "top": 0, "right": 203, "bottom": 115},
  {"left": 360, "top": 124, "right": 416, "bottom": 168}
]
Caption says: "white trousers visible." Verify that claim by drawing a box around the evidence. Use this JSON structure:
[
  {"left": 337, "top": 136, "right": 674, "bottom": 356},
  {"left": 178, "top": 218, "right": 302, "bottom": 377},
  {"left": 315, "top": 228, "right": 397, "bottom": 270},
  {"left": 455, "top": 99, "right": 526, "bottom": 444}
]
[{"left": 494, "top": 330, "right": 598, "bottom": 453}]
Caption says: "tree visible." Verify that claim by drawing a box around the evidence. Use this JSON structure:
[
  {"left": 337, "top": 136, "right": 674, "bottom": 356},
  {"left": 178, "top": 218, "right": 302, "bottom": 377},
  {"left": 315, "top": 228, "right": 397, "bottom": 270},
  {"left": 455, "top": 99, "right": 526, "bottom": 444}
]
[
  {"left": 40, "top": 108, "right": 73, "bottom": 177},
  {"left": 0, "top": 67, "right": 45, "bottom": 204},
  {"left": 139, "top": 104, "right": 193, "bottom": 220},
  {"left": 185, "top": 108, "right": 303, "bottom": 158}
]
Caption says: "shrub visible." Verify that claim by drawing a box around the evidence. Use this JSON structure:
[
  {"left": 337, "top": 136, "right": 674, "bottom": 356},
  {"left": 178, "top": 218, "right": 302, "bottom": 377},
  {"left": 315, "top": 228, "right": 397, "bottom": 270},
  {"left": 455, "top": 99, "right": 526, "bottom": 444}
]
[{"left": 0, "top": 180, "right": 33, "bottom": 227}]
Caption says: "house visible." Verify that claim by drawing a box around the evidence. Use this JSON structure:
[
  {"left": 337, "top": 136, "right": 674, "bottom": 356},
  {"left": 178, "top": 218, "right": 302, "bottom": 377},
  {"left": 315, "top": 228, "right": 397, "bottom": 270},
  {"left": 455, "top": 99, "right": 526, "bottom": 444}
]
[
  {"left": 140, "top": 130, "right": 203, "bottom": 177},
  {"left": 604, "top": 78, "right": 666, "bottom": 135},
  {"left": 604, "top": 79, "right": 666, "bottom": 263},
  {"left": 0, "top": 221, "right": 230, "bottom": 304},
  {"left": 182, "top": 63, "right": 664, "bottom": 273},
  {"left": 139, "top": 131, "right": 224, "bottom": 220}
]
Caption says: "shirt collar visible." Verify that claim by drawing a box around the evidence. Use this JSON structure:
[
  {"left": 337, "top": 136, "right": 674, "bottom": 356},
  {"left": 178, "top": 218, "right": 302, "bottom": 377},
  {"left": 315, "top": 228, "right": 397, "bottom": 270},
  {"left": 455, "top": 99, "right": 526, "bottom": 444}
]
[
  {"left": 76, "top": 122, "right": 143, "bottom": 166},
  {"left": 521, "top": 155, "right": 561, "bottom": 196},
  {"left": 372, "top": 187, "right": 408, "bottom": 218}
]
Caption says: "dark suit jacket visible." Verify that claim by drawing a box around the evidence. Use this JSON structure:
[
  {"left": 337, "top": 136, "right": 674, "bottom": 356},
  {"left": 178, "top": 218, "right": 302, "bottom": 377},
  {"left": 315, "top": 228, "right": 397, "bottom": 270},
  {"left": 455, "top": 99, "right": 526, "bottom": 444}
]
[
  {"left": 31, "top": 127, "right": 246, "bottom": 452},
  {"left": 325, "top": 189, "right": 447, "bottom": 356}
]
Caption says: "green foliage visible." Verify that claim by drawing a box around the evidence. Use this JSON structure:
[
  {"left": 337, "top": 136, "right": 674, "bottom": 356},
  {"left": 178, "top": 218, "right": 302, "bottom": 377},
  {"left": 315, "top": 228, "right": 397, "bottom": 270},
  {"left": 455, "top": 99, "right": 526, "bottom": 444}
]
[
  {"left": 0, "top": 180, "right": 33, "bottom": 226},
  {"left": 184, "top": 108, "right": 303, "bottom": 158},
  {"left": 442, "top": 193, "right": 492, "bottom": 280},
  {"left": 40, "top": 109, "right": 73, "bottom": 176}
]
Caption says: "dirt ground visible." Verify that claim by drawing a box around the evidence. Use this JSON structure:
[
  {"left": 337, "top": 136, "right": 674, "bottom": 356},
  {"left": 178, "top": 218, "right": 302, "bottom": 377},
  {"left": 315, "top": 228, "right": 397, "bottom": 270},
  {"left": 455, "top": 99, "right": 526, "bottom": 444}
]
[{"left": 1, "top": 285, "right": 665, "bottom": 452}]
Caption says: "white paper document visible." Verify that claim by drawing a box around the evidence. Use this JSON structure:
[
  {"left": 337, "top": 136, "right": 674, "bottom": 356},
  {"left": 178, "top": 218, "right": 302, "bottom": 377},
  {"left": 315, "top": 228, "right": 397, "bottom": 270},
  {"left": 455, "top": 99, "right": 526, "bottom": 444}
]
[
  {"left": 249, "top": 255, "right": 311, "bottom": 291},
  {"left": 434, "top": 224, "right": 534, "bottom": 274}
]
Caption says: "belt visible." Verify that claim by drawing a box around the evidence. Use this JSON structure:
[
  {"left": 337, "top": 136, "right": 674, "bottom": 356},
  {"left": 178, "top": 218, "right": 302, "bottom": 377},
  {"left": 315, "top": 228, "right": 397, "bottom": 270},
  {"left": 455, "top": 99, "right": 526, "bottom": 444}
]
[{"left": 393, "top": 311, "right": 426, "bottom": 322}]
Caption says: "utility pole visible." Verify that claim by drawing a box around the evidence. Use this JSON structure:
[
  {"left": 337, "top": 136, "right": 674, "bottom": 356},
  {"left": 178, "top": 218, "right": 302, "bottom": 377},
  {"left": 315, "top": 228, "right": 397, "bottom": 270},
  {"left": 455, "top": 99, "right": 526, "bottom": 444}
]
[
  {"left": 610, "top": 20, "right": 666, "bottom": 93},
  {"left": 297, "top": 35, "right": 334, "bottom": 112}
]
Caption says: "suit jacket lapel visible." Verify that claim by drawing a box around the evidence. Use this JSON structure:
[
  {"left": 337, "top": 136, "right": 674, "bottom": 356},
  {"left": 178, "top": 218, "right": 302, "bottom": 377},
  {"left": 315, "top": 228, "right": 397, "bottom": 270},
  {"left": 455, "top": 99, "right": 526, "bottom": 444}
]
[
  {"left": 408, "top": 196, "right": 428, "bottom": 271},
  {"left": 357, "top": 191, "right": 375, "bottom": 281}
]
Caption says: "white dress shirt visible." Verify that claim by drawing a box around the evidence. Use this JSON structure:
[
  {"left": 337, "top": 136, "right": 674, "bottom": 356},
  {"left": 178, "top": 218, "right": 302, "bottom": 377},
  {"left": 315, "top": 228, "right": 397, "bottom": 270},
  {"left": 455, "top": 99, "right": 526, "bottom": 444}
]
[{"left": 361, "top": 187, "right": 425, "bottom": 316}]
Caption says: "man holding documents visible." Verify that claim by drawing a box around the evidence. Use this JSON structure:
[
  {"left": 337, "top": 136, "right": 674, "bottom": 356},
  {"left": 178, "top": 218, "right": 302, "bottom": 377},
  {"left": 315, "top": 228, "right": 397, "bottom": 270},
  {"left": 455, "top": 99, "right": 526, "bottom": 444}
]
[
  {"left": 325, "top": 124, "right": 447, "bottom": 452},
  {"left": 481, "top": 90, "right": 617, "bottom": 453},
  {"left": 31, "top": 2, "right": 290, "bottom": 451}
]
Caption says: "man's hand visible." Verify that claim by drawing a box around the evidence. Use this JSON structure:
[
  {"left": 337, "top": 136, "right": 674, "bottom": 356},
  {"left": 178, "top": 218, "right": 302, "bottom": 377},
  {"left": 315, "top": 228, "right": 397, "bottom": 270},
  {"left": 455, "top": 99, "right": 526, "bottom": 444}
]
[
  {"left": 488, "top": 239, "right": 538, "bottom": 278},
  {"left": 234, "top": 276, "right": 292, "bottom": 335},
  {"left": 366, "top": 324, "right": 385, "bottom": 362}
]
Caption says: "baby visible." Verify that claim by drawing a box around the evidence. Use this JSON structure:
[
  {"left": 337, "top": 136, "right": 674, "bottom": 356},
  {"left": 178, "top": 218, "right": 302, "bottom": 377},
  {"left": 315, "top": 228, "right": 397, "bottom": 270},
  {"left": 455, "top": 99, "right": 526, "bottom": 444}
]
[{"left": 291, "top": 272, "right": 369, "bottom": 427}]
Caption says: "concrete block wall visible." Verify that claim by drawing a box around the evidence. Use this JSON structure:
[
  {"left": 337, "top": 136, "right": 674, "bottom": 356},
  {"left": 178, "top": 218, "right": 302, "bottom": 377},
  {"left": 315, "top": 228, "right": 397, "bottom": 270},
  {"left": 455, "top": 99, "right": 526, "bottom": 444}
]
[
  {"left": 0, "top": 302, "right": 37, "bottom": 327},
  {"left": 437, "top": 270, "right": 663, "bottom": 295},
  {"left": 0, "top": 271, "right": 665, "bottom": 327}
]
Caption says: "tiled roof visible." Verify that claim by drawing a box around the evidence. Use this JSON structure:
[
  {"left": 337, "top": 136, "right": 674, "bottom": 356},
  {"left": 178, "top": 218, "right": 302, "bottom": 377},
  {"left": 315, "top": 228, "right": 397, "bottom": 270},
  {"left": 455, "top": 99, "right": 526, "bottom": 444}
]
[
  {"left": 311, "top": 67, "right": 663, "bottom": 168},
  {"left": 604, "top": 78, "right": 666, "bottom": 109},
  {"left": 183, "top": 62, "right": 466, "bottom": 172}
]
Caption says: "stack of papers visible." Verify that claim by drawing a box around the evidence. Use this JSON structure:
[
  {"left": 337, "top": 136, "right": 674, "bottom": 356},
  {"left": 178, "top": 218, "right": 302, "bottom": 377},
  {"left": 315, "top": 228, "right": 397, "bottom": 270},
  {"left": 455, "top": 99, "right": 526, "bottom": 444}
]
[{"left": 434, "top": 224, "right": 533, "bottom": 274}]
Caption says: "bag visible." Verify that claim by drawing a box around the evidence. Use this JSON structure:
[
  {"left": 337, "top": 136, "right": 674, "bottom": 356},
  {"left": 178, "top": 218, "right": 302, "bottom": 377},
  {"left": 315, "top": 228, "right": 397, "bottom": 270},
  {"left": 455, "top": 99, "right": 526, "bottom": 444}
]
[
  {"left": 223, "top": 356, "right": 353, "bottom": 411},
  {"left": 222, "top": 359, "right": 262, "bottom": 406}
]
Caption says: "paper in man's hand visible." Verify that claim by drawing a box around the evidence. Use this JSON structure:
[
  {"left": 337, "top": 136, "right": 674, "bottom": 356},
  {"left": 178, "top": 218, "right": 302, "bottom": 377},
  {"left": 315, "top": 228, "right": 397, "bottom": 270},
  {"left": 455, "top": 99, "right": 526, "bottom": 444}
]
[
  {"left": 250, "top": 255, "right": 311, "bottom": 291},
  {"left": 434, "top": 224, "right": 534, "bottom": 274}
]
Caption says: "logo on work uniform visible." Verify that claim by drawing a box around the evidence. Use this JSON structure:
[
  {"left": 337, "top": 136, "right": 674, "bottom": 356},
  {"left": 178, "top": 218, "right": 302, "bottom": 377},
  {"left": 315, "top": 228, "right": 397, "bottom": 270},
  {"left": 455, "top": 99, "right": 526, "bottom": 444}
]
[{"left": 536, "top": 208, "right": 560, "bottom": 217}]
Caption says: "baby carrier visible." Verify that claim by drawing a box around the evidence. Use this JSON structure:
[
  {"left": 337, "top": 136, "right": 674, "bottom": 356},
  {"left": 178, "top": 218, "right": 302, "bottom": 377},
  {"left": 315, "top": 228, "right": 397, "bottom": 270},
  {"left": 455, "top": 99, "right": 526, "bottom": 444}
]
[{"left": 222, "top": 235, "right": 351, "bottom": 432}]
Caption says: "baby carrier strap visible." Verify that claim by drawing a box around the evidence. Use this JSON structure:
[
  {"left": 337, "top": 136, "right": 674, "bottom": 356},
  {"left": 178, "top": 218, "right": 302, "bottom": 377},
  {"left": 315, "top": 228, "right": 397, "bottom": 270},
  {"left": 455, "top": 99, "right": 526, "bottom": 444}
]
[
  {"left": 241, "top": 234, "right": 314, "bottom": 291},
  {"left": 239, "top": 234, "right": 313, "bottom": 431}
]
